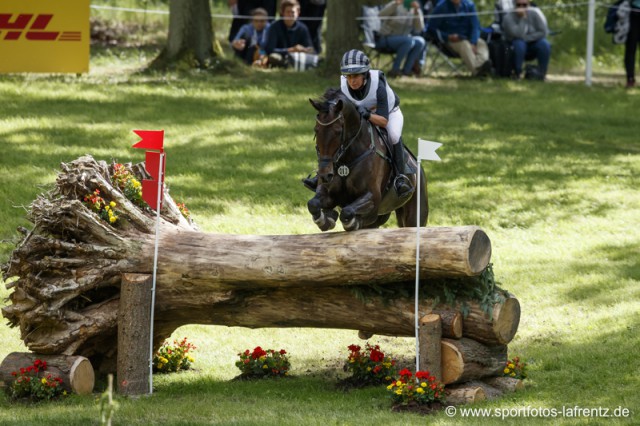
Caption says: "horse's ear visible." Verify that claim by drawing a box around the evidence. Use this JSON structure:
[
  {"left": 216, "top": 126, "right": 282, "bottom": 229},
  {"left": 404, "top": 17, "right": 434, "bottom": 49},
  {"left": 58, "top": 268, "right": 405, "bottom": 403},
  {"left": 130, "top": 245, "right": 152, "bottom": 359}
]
[
  {"left": 335, "top": 99, "right": 344, "bottom": 112},
  {"left": 309, "top": 98, "right": 322, "bottom": 111}
]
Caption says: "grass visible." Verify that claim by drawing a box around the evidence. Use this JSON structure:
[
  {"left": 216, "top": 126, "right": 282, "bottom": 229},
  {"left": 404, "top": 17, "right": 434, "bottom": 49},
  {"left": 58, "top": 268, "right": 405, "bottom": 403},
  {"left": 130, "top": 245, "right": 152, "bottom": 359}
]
[{"left": 0, "top": 46, "right": 639, "bottom": 425}]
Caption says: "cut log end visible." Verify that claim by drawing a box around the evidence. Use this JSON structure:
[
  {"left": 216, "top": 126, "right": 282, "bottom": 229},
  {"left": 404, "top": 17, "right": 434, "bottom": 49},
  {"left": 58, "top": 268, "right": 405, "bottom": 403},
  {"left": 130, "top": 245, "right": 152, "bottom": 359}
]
[
  {"left": 441, "top": 340, "right": 464, "bottom": 384},
  {"left": 69, "top": 357, "right": 95, "bottom": 395},
  {"left": 446, "top": 385, "right": 486, "bottom": 405},
  {"left": 468, "top": 228, "right": 492, "bottom": 275},
  {"left": 493, "top": 296, "right": 521, "bottom": 345}
]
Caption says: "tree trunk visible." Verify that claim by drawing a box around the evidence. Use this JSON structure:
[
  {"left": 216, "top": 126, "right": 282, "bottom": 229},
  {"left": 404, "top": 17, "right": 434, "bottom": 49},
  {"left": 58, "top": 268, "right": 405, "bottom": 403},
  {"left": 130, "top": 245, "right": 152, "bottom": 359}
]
[
  {"left": 440, "top": 338, "right": 507, "bottom": 384},
  {"left": 482, "top": 376, "right": 524, "bottom": 393},
  {"left": 460, "top": 295, "right": 521, "bottom": 346},
  {"left": 0, "top": 352, "right": 94, "bottom": 395},
  {"left": 0, "top": 155, "right": 514, "bottom": 373},
  {"left": 325, "top": 0, "right": 372, "bottom": 76},
  {"left": 117, "top": 273, "right": 152, "bottom": 395},
  {"left": 151, "top": 0, "right": 216, "bottom": 69}
]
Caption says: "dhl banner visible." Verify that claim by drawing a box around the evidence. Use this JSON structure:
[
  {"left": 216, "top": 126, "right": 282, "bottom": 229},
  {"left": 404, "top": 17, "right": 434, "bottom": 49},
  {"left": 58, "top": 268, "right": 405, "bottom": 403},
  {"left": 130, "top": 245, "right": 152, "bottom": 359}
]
[{"left": 0, "top": 0, "right": 89, "bottom": 73}]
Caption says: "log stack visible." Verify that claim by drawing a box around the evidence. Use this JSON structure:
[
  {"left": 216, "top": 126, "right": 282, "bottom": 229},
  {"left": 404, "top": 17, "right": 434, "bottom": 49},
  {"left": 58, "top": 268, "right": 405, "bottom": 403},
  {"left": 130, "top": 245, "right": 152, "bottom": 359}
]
[{"left": 0, "top": 155, "right": 523, "bottom": 402}]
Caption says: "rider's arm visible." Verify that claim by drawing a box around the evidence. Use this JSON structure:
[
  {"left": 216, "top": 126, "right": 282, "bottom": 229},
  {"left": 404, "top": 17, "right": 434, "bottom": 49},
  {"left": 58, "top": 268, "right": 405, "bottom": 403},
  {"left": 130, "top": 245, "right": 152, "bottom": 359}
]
[{"left": 367, "top": 72, "right": 390, "bottom": 128}]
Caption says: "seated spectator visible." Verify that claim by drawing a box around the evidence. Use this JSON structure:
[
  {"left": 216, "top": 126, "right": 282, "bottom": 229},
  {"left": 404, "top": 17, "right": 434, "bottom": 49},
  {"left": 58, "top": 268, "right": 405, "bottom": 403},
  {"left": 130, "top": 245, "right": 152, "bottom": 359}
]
[
  {"left": 228, "top": 0, "right": 277, "bottom": 43},
  {"left": 231, "top": 8, "right": 270, "bottom": 65},
  {"left": 299, "top": 0, "right": 327, "bottom": 54},
  {"left": 263, "top": 0, "right": 318, "bottom": 69},
  {"left": 501, "top": 0, "right": 551, "bottom": 80},
  {"left": 376, "top": 0, "right": 426, "bottom": 77},
  {"left": 429, "top": 0, "right": 491, "bottom": 77}
]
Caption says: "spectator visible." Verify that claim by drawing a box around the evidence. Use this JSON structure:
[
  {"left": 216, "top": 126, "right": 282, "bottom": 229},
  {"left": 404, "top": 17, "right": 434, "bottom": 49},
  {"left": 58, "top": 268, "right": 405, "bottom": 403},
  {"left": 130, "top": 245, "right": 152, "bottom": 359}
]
[
  {"left": 263, "top": 0, "right": 318, "bottom": 69},
  {"left": 624, "top": 0, "right": 640, "bottom": 87},
  {"left": 491, "top": 0, "right": 515, "bottom": 36},
  {"left": 231, "top": 8, "right": 270, "bottom": 65},
  {"left": 429, "top": 0, "right": 491, "bottom": 77},
  {"left": 299, "top": 0, "right": 326, "bottom": 54},
  {"left": 376, "top": 0, "right": 426, "bottom": 77},
  {"left": 227, "top": 0, "right": 277, "bottom": 43},
  {"left": 502, "top": 0, "right": 551, "bottom": 80}
]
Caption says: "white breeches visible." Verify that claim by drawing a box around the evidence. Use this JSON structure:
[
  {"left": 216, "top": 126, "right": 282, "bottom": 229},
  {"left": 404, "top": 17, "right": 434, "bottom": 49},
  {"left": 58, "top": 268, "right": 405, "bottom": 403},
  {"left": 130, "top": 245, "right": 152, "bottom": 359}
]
[{"left": 386, "top": 108, "right": 403, "bottom": 145}]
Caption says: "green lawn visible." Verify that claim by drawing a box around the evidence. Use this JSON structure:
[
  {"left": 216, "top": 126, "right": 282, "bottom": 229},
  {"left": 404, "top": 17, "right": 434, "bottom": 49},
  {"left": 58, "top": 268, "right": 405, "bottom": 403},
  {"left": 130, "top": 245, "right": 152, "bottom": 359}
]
[{"left": 0, "top": 50, "right": 638, "bottom": 425}]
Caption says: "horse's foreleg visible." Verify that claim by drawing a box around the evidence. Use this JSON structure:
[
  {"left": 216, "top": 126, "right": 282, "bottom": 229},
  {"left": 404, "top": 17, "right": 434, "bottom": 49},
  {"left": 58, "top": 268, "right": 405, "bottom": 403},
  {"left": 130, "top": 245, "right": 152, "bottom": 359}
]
[
  {"left": 340, "top": 192, "right": 376, "bottom": 232},
  {"left": 308, "top": 194, "right": 338, "bottom": 232}
]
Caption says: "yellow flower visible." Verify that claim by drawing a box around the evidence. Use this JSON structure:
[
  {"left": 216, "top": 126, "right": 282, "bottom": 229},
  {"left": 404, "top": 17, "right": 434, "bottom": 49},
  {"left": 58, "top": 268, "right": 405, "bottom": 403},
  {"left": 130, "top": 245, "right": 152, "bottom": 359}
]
[
  {"left": 508, "top": 363, "right": 515, "bottom": 369},
  {"left": 63, "top": 391, "right": 68, "bottom": 396},
  {"left": 110, "top": 201, "right": 116, "bottom": 207},
  {"left": 511, "top": 372, "right": 516, "bottom": 377},
  {"left": 349, "top": 359, "right": 355, "bottom": 363},
  {"left": 262, "top": 365, "right": 268, "bottom": 369},
  {"left": 367, "top": 367, "right": 372, "bottom": 371},
  {"left": 259, "top": 356, "right": 266, "bottom": 361},
  {"left": 396, "top": 380, "right": 403, "bottom": 387},
  {"left": 385, "top": 376, "right": 391, "bottom": 381},
  {"left": 421, "top": 382, "right": 427, "bottom": 388},
  {"left": 416, "top": 388, "right": 425, "bottom": 394},
  {"left": 105, "top": 205, "right": 110, "bottom": 211},
  {"left": 395, "top": 390, "right": 402, "bottom": 395},
  {"left": 187, "top": 356, "right": 195, "bottom": 362},
  {"left": 109, "top": 216, "right": 116, "bottom": 223},
  {"left": 386, "top": 384, "right": 394, "bottom": 390},
  {"left": 41, "top": 378, "right": 47, "bottom": 384},
  {"left": 503, "top": 368, "right": 510, "bottom": 374}
]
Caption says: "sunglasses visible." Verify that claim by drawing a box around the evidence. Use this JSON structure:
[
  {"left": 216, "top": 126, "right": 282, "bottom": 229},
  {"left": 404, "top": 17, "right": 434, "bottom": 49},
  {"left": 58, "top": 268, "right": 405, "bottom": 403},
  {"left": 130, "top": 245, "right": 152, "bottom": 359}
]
[{"left": 516, "top": 3, "right": 528, "bottom": 6}]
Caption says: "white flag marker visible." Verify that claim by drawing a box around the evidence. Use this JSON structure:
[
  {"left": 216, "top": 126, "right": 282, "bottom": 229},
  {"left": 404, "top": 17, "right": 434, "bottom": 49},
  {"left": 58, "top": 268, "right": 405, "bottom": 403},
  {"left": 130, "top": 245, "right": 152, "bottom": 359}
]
[
  {"left": 418, "top": 139, "right": 442, "bottom": 162},
  {"left": 414, "top": 138, "right": 442, "bottom": 376}
]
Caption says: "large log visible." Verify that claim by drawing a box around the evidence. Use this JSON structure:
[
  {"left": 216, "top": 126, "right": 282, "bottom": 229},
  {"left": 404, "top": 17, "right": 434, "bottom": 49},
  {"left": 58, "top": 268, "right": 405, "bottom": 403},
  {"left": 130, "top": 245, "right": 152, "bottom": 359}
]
[
  {"left": 0, "top": 155, "right": 506, "bottom": 372},
  {"left": 460, "top": 295, "right": 521, "bottom": 346},
  {"left": 0, "top": 352, "right": 94, "bottom": 395},
  {"left": 441, "top": 338, "right": 507, "bottom": 384}
]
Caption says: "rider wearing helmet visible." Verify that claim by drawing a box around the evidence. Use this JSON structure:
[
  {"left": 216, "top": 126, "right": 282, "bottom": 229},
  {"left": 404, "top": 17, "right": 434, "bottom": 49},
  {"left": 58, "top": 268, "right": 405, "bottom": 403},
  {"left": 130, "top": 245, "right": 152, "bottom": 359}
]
[{"left": 303, "top": 49, "right": 414, "bottom": 195}]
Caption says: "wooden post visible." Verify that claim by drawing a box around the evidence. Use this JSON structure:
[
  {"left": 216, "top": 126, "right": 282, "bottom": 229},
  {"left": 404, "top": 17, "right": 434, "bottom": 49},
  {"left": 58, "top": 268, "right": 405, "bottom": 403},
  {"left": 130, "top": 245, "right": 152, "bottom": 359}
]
[
  {"left": 117, "top": 273, "right": 152, "bottom": 395},
  {"left": 418, "top": 313, "right": 442, "bottom": 381}
]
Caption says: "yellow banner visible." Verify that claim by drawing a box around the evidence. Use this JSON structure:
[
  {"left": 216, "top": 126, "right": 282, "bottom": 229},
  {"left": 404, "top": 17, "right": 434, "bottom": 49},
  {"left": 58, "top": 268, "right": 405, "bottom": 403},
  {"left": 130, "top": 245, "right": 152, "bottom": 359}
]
[{"left": 0, "top": 0, "right": 89, "bottom": 73}]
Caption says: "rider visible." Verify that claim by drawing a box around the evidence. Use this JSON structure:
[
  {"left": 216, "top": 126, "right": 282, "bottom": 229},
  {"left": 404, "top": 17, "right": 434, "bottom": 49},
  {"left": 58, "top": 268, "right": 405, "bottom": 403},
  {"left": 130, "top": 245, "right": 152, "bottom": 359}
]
[{"left": 303, "top": 49, "right": 414, "bottom": 195}]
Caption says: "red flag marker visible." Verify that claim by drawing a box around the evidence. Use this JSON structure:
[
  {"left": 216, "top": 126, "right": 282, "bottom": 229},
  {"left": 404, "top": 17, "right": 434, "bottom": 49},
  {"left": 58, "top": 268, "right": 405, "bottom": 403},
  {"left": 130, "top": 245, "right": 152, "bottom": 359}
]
[
  {"left": 132, "top": 130, "right": 164, "bottom": 151},
  {"left": 145, "top": 151, "right": 165, "bottom": 182}
]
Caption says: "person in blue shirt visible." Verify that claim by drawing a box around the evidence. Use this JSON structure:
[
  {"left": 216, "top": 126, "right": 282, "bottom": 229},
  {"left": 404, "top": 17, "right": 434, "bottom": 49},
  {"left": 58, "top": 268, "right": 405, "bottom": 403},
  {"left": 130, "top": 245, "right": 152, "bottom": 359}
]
[
  {"left": 263, "top": 0, "right": 315, "bottom": 68},
  {"left": 428, "top": 0, "right": 491, "bottom": 76},
  {"left": 231, "top": 8, "right": 270, "bottom": 65}
]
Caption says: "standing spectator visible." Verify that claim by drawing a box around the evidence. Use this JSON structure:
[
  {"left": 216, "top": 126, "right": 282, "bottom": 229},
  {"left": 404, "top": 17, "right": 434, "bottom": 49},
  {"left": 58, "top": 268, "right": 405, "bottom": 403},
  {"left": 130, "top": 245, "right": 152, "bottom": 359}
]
[
  {"left": 228, "top": 0, "right": 277, "bottom": 43},
  {"left": 299, "top": 0, "right": 327, "bottom": 54},
  {"left": 376, "top": 0, "right": 426, "bottom": 77},
  {"left": 502, "top": 0, "right": 551, "bottom": 80},
  {"left": 231, "top": 8, "right": 270, "bottom": 65},
  {"left": 624, "top": 1, "right": 640, "bottom": 87},
  {"left": 263, "top": 0, "right": 317, "bottom": 69},
  {"left": 429, "top": 0, "right": 491, "bottom": 77}
]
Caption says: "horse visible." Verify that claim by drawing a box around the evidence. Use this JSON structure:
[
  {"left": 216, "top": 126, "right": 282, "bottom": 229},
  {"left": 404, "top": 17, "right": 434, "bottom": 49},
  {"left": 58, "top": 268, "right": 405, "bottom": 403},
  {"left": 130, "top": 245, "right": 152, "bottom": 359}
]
[{"left": 307, "top": 88, "right": 428, "bottom": 232}]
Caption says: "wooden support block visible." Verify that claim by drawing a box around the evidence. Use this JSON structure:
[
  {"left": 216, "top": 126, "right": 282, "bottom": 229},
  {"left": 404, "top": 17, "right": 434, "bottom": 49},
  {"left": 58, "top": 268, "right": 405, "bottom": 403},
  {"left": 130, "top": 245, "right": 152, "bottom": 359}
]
[
  {"left": 432, "top": 309, "right": 463, "bottom": 339},
  {"left": 482, "top": 376, "right": 525, "bottom": 393},
  {"left": 117, "top": 273, "right": 152, "bottom": 395},
  {"left": 440, "top": 338, "right": 507, "bottom": 384},
  {"left": 0, "top": 352, "right": 94, "bottom": 395},
  {"left": 446, "top": 385, "right": 486, "bottom": 405},
  {"left": 418, "top": 313, "right": 442, "bottom": 381}
]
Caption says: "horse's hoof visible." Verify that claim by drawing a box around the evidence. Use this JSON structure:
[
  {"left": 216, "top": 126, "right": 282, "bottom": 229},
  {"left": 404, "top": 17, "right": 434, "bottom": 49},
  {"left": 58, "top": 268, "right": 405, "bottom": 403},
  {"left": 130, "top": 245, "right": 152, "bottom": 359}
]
[{"left": 342, "top": 217, "right": 360, "bottom": 231}]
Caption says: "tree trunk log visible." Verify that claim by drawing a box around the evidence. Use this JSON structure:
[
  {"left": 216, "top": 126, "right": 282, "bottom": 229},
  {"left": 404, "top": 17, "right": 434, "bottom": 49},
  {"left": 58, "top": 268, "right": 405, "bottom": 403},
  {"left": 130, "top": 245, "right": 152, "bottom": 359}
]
[
  {"left": 441, "top": 338, "right": 507, "bottom": 385},
  {"left": 460, "top": 295, "right": 521, "bottom": 345},
  {"left": 432, "top": 308, "right": 463, "bottom": 339},
  {"left": 324, "top": 1, "right": 369, "bottom": 76},
  {"left": 117, "top": 273, "right": 152, "bottom": 395},
  {"left": 482, "top": 376, "right": 524, "bottom": 393},
  {"left": 446, "top": 385, "right": 486, "bottom": 405},
  {"left": 418, "top": 314, "right": 442, "bottom": 381},
  {"left": 0, "top": 155, "right": 513, "bottom": 373},
  {"left": 0, "top": 352, "right": 94, "bottom": 395}
]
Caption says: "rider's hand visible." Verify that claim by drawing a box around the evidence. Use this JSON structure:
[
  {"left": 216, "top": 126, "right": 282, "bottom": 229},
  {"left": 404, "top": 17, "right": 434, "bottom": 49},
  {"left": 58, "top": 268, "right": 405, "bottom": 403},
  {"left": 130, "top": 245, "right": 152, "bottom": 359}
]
[{"left": 357, "top": 105, "right": 371, "bottom": 120}]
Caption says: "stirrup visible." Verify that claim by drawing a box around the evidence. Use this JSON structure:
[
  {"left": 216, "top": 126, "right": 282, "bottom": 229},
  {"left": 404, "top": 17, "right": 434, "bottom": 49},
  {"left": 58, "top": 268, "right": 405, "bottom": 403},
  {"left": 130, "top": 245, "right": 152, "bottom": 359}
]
[{"left": 394, "top": 174, "right": 414, "bottom": 197}]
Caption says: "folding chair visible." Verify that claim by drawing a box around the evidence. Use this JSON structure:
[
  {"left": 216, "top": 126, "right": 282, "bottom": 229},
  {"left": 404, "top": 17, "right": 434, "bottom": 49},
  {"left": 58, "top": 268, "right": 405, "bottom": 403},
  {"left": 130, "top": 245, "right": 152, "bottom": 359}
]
[
  {"left": 423, "top": 31, "right": 464, "bottom": 77},
  {"left": 360, "top": 5, "right": 395, "bottom": 70}
]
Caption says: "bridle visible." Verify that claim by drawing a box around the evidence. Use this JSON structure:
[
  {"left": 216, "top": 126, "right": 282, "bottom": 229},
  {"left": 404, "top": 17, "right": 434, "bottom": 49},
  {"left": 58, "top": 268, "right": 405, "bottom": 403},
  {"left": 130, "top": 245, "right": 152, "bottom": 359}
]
[{"left": 315, "top": 110, "right": 368, "bottom": 177}]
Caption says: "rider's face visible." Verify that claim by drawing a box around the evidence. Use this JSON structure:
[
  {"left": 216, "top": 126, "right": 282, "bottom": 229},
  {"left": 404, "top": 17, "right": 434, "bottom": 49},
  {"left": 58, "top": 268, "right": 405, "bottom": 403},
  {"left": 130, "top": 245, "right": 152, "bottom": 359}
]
[{"left": 346, "top": 74, "right": 365, "bottom": 90}]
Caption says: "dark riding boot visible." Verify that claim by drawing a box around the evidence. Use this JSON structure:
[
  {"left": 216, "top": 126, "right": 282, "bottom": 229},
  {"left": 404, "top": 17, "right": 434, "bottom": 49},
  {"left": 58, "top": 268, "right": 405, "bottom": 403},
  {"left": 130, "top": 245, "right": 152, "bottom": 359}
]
[
  {"left": 302, "top": 175, "right": 318, "bottom": 192},
  {"left": 392, "top": 142, "right": 414, "bottom": 197}
]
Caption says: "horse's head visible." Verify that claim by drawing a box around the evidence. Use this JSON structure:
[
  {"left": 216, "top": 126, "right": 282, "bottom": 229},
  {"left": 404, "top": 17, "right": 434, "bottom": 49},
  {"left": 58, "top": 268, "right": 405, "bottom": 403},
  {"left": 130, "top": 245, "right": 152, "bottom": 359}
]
[{"left": 309, "top": 89, "right": 360, "bottom": 185}]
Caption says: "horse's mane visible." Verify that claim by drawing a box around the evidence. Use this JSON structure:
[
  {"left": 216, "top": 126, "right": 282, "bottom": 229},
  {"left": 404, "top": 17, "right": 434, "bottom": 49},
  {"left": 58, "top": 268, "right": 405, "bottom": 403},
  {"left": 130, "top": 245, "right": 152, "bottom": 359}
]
[{"left": 313, "top": 88, "right": 350, "bottom": 113}]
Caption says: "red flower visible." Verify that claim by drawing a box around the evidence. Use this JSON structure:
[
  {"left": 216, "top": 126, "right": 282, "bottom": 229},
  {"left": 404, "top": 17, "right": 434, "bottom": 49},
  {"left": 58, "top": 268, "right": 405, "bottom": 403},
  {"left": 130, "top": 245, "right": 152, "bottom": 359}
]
[
  {"left": 280, "top": 349, "right": 287, "bottom": 355},
  {"left": 369, "top": 349, "right": 384, "bottom": 363},
  {"left": 347, "top": 344, "right": 361, "bottom": 353},
  {"left": 431, "top": 383, "right": 437, "bottom": 390},
  {"left": 399, "top": 369, "right": 412, "bottom": 378},
  {"left": 20, "top": 368, "right": 25, "bottom": 374},
  {"left": 372, "top": 365, "right": 381, "bottom": 374},
  {"left": 415, "top": 371, "right": 430, "bottom": 380},
  {"left": 251, "top": 346, "right": 267, "bottom": 359}
]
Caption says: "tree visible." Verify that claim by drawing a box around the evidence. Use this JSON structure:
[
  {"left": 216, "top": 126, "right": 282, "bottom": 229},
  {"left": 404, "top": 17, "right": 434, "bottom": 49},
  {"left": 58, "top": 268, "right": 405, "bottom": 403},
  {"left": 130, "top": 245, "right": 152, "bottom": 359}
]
[
  {"left": 324, "top": 1, "right": 374, "bottom": 76},
  {"left": 151, "top": 0, "right": 216, "bottom": 69}
]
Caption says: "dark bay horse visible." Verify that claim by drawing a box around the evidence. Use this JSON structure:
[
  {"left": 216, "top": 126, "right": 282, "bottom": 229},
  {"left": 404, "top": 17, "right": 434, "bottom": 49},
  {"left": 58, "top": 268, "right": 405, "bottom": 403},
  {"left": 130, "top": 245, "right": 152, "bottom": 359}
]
[{"left": 307, "top": 88, "right": 428, "bottom": 232}]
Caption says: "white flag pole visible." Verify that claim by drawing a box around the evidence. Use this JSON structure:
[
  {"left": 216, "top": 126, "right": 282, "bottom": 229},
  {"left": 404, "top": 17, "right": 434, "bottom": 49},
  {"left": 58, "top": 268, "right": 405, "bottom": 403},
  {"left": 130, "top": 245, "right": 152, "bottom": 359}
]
[
  {"left": 149, "top": 152, "right": 164, "bottom": 395},
  {"left": 414, "top": 139, "right": 442, "bottom": 376},
  {"left": 414, "top": 157, "right": 422, "bottom": 375}
]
